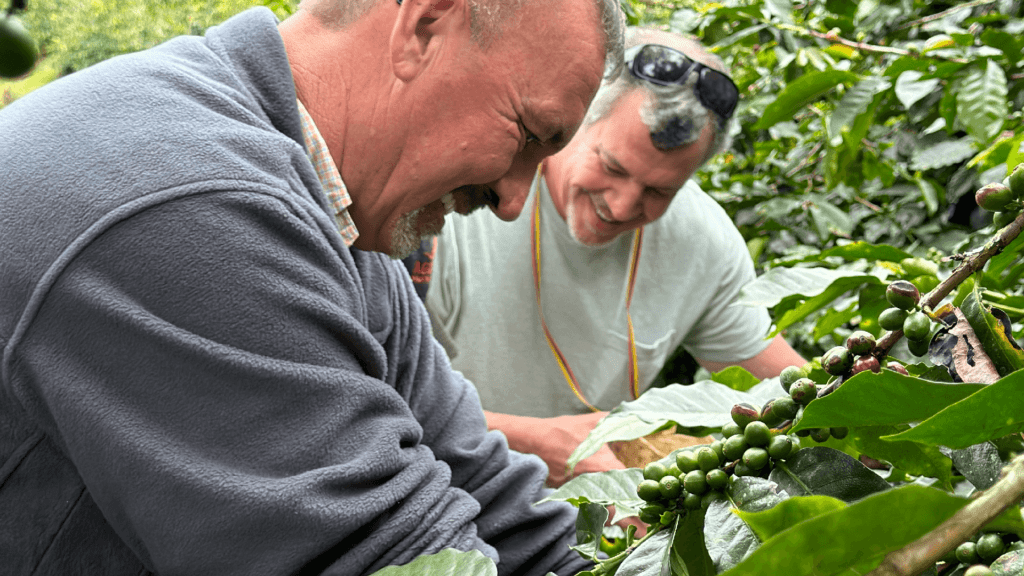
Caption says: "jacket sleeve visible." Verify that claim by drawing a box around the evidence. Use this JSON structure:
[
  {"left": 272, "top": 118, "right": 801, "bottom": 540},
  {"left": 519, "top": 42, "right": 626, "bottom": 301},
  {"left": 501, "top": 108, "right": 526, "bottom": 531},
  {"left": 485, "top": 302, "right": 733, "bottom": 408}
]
[{"left": 9, "top": 189, "right": 589, "bottom": 576}]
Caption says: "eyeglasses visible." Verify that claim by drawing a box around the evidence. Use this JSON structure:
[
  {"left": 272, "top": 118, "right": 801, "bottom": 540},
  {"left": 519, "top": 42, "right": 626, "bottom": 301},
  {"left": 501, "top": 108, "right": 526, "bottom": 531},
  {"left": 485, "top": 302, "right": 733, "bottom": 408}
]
[{"left": 628, "top": 44, "right": 739, "bottom": 121}]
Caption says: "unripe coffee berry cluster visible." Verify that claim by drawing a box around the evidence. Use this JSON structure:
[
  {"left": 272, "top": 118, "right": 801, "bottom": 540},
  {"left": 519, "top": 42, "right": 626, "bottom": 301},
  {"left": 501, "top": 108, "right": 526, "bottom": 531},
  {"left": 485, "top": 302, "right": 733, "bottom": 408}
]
[
  {"left": 634, "top": 400, "right": 807, "bottom": 527},
  {"left": 952, "top": 532, "right": 1023, "bottom": 574},
  {"left": 778, "top": 362, "right": 859, "bottom": 442},
  {"left": 879, "top": 280, "right": 935, "bottom": 357}
]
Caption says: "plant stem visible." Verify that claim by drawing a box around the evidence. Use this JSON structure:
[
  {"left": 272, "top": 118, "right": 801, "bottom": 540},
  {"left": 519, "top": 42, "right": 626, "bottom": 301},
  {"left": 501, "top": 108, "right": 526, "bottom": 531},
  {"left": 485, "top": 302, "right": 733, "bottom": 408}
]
[
  {"left": 895, "top": 0, "right": 997, "bottom": 30},
  {"left": 770, "top": 22, "right": 969, "bottom": 64},
  {"left": 866, "top": 453, "right": 1024, "bottom": 576}
]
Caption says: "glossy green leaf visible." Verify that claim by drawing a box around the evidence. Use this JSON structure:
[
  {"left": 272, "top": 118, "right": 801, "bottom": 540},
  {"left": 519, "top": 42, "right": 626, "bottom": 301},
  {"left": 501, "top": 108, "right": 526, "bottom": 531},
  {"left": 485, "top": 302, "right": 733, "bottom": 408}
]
[
  {"left": 617, "top": 526, "right": 673, "bottom": 576},
  {"left": 882, "top": 371, "right": 1024, "bottom": 449},
  {"left": 710, "top": 366, "right": 761, "bottom": 392},
  {"left": 736, "top": 267, "right": 875, "bottom": 309},
  {"left": 768, "top": 447, "right": 890, "bottom": 501},
  {"left": 538, "top": 468, "right": 644, "bottom": 523},
  {"left": 962, "top": 285, "right": 1024, "bottom": 376},
  {"left": 705, "top": 478, "right": 788, "bottom": 572},
  {"left": 910, "top": 138, "right": 978, "bottom": 171},
  {"left": 793, "top": 371, "right": 985, "bottom": 430},
  {"left": 735, "top": 495, "right": 846, "bottom": 541},
  {"left": 957, "top": 60, "right": 1009, "bottom": 145},
  {"left": 370, "top": 549, "right": 496, "bottom": 576},
  {"left": 719, "top": 485, "right": 1023, "bottom": 576},
  {"left": 753, "top": 70, "right": 860, "bottom": 130},
  {"left": 949, "top": 441, "right": 1003, "bottom": 490},
  {"left": 846, "top": 426, "right": 953, "bottom": 490},
  {"left": 568, "top": 380, "right": 784, "bottom": 468},
  {"left": 672, "top": 511, "right": 715, "bottom": 576}
]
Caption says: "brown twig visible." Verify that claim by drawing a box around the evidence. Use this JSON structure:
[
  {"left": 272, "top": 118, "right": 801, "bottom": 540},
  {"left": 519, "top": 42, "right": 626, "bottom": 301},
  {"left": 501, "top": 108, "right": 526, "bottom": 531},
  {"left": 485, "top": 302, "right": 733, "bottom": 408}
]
[
  {"left": 895, "top": 0, "right": 997, "bottom": 30},
  {"left": 867, "top": 454, "right": 1024, "bottom": 576},
  {"left": 771, "top": 23, "right": 969, "bottom": 64}
]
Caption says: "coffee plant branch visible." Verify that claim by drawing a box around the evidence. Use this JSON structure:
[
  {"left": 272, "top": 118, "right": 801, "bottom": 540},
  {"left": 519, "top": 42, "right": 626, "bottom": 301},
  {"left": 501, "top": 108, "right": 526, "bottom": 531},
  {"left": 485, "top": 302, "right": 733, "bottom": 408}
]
[
  {"left": 895, "top": 0, "right": 998, "bottom": 31},
  {"left": 867, "top": 453, "right": 1024, "bottom": 576},
  {"left": 770, "top": 22, "right": 969, "bottom": 64},
  {"left": 874, "top": 212, "right": 1024, "bottom": 360}
]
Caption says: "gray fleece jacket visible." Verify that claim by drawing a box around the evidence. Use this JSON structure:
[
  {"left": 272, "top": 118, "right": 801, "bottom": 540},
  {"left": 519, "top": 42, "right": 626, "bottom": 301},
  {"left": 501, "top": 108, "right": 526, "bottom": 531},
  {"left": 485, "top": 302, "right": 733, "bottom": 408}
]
[{"left": 0, "top": 8, "right": 589, "bottom": 576}]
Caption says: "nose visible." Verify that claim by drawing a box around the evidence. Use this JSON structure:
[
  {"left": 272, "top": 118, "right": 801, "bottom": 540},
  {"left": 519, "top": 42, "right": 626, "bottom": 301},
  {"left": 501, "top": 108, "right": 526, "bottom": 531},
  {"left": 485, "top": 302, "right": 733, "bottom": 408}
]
[
  {"left": 488, "top": 152, "right": 545, "bottom": 222},
  {"left": 603, "top": 180, "right": 644, "bottom": 222}
]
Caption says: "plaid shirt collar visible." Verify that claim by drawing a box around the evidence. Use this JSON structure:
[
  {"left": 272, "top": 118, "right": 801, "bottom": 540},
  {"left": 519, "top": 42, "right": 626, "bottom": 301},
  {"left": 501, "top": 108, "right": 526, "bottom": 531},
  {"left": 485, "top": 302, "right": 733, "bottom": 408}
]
[{"left": 295, "top": 99, "right": 359, "bottom": 246}]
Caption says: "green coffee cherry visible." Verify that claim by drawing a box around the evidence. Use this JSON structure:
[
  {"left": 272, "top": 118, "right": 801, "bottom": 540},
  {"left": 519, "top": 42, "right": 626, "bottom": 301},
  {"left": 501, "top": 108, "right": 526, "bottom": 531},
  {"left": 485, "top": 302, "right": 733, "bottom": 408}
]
[
  {"left": 822, "top": 345, "right": 853, "bottom": 376},
  {"left": 903, "top": 311, "right": 931, "bottom": 342},
  {"left": 976, "top": 533, "right": 1005, "bottom": 561},
  {"left": 790, "top": 378, "right": 818, "bottom": 406},
  {"left": 722, "top": 422, "right": 743, "bottom": 438},
  {"left": 706, "top": 468, "right": 729, "bottom": 491},
  {"left": 964, "top": 565, "right": 995, "bottom": 576},
  {"left": 770, "top": 396, "right": 799, "bottom": 421},
  {"left": 701, "top": 491, "right": 726, "bottom": 511},
  {"left": 637, "top": 479, "right": 662, "bottom": 502},
  {"left": 976, "top": 182, "right": 1016, "bottom": 212},
  {"left": 830, "top": 427, "right": 849, "bottom": 440},
  {"left": 1010, "top": 164, "right": 1024, "bottom": 199},
  {"left": 744, "top": 421, "right": 771, "bottom": 448},
  {"left": 683, "top": 469, "right": 708, "bottom": 495},
  {"left": 879, "top": 307, "right": 909, "bottom": 331},
  {"left": 767, "top": 434, "right": 795, "bottom": 459},
  {"left": 758, "top": 399, "right": 785, "bottom": 428},
  {"left": 845, "top": 331, "right": 876, "bottom": 355},
  {"left": 993, "top": 210, "right": 1019, "bottom": 228},
  {"left": 779, "top": 365, "right": 806, "bottom": 392},
  {"left": 676, "top": 450, "right": 699, "bottom": 473},
  {"left": 643, "top": 462, "right": 668, "bottom": 481},
  {"left": 731, "top": 403, "right": 760, "bottom": 429},
  {"left": 666, "top": 463, "right": 682, "bottom": 478},
  {"left": 710, "top": 440, "right": 726, "bottom": 463},
  {"left": 683, "top": 491, "right": 702, "bottom": 510},
  {"left": 809, "top": 427, "right": 831, "bottom": 443},
  {"left": 907, "top": 334, "right": 931, "bottom": 357},
  {"left": 886, "top": 280, "right": 921, "bottom": 311},
  {"left": 955, "top": 541, "right": 980, "bottom": 564},
  {"left": 742, "top": 447, "right": 770, "bottom": 470},
  {"left": 697, "top": 446, "right": 721, "bottom": 472},
  {"left": 659, "top": 475, "right": 682, "bottom": 499},
  {"left": 0, "top": 15, "right": 39, "bottom": 79},
  {"left": 723, "top": 434, "right": 749, "bottom": 461},
  {"left": 639, "top": 507, "right": 661, "bottom": 524}
]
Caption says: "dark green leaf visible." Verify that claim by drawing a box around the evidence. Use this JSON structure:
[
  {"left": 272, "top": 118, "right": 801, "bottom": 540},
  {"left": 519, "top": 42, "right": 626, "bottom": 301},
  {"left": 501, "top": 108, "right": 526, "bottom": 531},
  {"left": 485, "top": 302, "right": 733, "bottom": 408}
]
[
  {"left": 846, "top": 426, "right": 953, "bottom": 490},
  {"left": 910, "top": 139, "right": 978, "bottom": 171},
  {"left": 705, "top": 477, "right": 788, "bottom": 573},
  {"left": 768, "top": 447, "right": 890, "bottom": 501},
  {"left": 949, "top": 441, "right": 1003, "bottom": 490},
  {"left": 794, "top": 371, "right": 984, "bottom": 430},
  {"left": 572, "top": 502, "right": 609, "bottom": 560},
  {"left": 827, "top": 76, "right": 890, "bottom": 140},
  {"left": 753, "top": 70, "right": 860, "bottom": 130},
  {"left": 735, "top": 495, "right": 846, "bottom": 541},
  {"left": 539, "top": 469, "right": 644, "bottom": 523},
  {"left": 617, "top": 526, "right": 673, "bottom": 576},
  {"left": 370, "top": 549, "right": 496, "bottom": 576},
  {"left": 672, "top": 511, "right": 715, "bottom": 576},
  {"left": 882, "top": 371, "right": 1024, "bottom": 449},
  {"left": 718, "top": 485, "right": 1022, "bottom": 576},
  {"left": 991, "top": 549, "right": 1024, "bottom": 576}
]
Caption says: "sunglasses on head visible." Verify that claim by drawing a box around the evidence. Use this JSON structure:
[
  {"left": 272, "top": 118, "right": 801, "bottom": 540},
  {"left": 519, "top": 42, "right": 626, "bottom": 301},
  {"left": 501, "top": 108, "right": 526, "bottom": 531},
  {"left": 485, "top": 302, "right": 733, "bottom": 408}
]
[{"left": 628, "top": 44, "right": 739, "bottom": 121}]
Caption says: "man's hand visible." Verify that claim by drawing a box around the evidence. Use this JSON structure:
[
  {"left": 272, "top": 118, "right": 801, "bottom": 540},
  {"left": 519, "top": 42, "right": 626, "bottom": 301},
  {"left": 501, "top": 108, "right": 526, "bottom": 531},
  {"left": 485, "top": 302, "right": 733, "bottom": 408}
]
[{"left": 483, "top": 410, "right": 624, "bottom": 487}]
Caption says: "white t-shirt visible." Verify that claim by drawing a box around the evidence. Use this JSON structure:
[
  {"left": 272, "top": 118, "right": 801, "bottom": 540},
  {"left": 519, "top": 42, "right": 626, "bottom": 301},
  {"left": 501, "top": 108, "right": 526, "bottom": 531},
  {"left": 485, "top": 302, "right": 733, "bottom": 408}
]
[{"left": 425, "top": 173, "right": 772, "bottom": 417}]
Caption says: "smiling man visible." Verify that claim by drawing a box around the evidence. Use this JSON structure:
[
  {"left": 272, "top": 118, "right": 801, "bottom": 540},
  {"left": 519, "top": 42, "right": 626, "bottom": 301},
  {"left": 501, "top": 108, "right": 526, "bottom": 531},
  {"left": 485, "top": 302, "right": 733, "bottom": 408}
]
[
  {"left": 0, "top": 0, "right": 623, "bottom": 574},
  {"left": 421, "top": 27, "right": 805, "bottom": 486}
]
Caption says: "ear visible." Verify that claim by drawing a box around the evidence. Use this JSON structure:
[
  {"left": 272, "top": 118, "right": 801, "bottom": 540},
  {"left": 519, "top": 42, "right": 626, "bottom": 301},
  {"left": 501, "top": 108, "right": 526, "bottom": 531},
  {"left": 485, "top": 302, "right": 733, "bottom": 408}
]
[{"left": 390, "top": 0, "right": 466, "bottom": 82}]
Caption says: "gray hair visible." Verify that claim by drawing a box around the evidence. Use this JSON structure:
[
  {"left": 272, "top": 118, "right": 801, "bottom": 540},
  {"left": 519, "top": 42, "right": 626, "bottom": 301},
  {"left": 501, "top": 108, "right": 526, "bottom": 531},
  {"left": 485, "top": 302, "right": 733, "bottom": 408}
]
[
  {"left": 584, "top": 27, "right": 734, "bottom": 163},
  {"left": 297, "top": 0, "right": 624, "bottom": 77}
]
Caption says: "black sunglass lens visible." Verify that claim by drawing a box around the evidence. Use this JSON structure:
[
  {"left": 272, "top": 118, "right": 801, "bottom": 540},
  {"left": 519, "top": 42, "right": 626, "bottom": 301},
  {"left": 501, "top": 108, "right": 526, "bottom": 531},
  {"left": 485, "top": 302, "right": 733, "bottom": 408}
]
[
  {"left": 698, "top": 70, "right": 739, "bottom": 118},
  {"left": 636, "top": 46, "right": 689, "bottom": 84}
]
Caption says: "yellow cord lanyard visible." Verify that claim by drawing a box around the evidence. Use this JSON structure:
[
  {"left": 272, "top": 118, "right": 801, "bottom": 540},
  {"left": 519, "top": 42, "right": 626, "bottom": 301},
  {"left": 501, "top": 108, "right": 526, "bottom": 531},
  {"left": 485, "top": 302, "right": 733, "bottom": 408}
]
[{"left": 530, "top": 163, "right": 644, "bottom": 413}]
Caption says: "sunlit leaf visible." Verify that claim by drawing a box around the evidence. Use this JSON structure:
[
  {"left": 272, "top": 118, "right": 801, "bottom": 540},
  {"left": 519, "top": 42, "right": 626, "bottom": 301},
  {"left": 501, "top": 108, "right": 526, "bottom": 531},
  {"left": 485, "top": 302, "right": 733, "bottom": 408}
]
[
  {"left": 957, "top": 60, "right": 1009, "bottom": 145},
  {"left": 895, "top": 70, "right": 940, "bottom": 109},
  {"left": 753, "top": 70, "right": 860, "bottom": 130},
  {"left": 735, "top": 495, "right": 846, "bottom": 541},
  {"left": 369, "top": 549, "right": 496, "bottom": 576}
]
